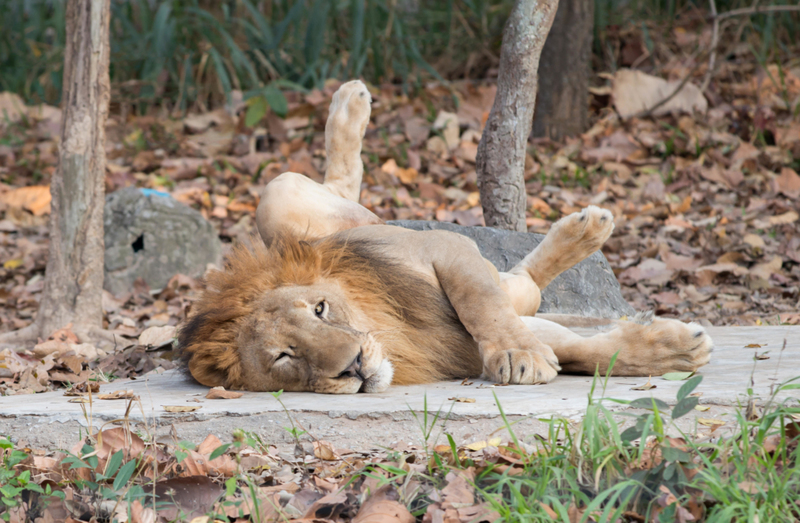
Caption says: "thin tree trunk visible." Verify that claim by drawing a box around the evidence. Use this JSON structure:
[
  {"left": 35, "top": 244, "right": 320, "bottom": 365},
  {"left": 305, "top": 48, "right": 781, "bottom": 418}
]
[
  {"left": 0, "top": 0, "right": 111, "bottom": 348},
  {"left": 533, "top": 0, "right": 593, "bottom": 140},
  {"left": 40, "top": 0, "right": 111, "bottom": 338},
  {"left": 477, "top": 0, "right": 559, "bottom": 231}
]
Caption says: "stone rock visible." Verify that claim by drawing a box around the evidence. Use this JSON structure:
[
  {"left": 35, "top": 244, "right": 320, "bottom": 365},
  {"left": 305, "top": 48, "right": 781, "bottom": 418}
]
[
  {"left": 388, "top": 220, "right": 635, "bottom": 319},
  {"left": 104, "top": 187, "right": 221, "bottom": 295}
]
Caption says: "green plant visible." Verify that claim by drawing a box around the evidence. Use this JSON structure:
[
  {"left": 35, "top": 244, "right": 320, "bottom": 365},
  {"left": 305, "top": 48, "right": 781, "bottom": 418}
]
[
  {"left": 472, "top": 363, "right": 800, "bottom": 521},
  {"left": 270, "top": 389, "right": 307, "bottom": 445},
  {"left": 0, "top": 438, "right": 50, "bottom": 522},
  {"left": 408, "top": 394, "right": 460, "bottom": 474},
  {"left": 1, "top": 0, "right": 515, "bottom": 110}
]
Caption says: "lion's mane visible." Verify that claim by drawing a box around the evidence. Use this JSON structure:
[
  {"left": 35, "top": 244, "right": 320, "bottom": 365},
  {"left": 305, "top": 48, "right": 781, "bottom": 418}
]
[{"left": 178, "top": 234, "right": 482, "bottom": 389}]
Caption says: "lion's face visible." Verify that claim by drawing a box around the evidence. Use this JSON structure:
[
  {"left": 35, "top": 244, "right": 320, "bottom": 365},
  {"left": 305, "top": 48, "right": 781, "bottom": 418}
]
[{"left": 211, "top": 280, "right": 394, "bottom": 394}]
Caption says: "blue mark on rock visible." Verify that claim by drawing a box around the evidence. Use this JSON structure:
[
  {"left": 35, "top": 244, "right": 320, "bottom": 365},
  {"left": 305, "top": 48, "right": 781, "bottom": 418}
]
[{"left": 139, "top": 188, "right": 171, "bottom": 198}]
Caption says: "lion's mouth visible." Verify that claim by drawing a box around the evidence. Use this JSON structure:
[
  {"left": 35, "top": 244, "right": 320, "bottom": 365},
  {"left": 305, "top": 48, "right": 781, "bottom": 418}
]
[
  {"left": 358, "top": 373, "right": 381, "bottom": 393},
  {"left": 357, "top": 359, "right": 393, "bottom": 393}
]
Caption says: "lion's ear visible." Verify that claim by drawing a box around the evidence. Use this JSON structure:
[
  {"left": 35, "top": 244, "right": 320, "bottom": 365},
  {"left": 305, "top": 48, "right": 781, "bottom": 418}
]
[{"left": 187, "top": 347, "right": 243, "bottom": 388}]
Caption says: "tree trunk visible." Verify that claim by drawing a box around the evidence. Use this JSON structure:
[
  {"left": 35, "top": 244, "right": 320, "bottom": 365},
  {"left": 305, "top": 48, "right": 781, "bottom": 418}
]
[
  {"left": 39, "top": 0, "right": 111, "bottom": 338},
  {"left": 532, "top": 0, "right": 594, "bottom": 140},
  {"left": 0, "top": 0, "right": 111, "bottom": 348},
  {"left": 476, "top": 0, "right": 559, "bottom": 231}
]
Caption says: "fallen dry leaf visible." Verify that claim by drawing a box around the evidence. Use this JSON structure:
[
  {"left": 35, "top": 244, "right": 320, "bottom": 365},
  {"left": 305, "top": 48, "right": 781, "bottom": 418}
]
[
  {"left": 769, "top": 211, "right": 799, "bottom": 225},
  {"left": 448, "top": 397, "right": 476, "bottom": 403},
  {"left": 612, "top": 69, "right": 707, "bottom": 118},
  {"left": 63, "top": 381, "right": 100, "bottom": 396},
  {"left": 465, "top": 437, "right": 501, "bottom": 451},
  {"left": 205, "top": 386, "right": 244, "bottom": 400},
  {"left": 698, "top": 418, "right": 726, "bottom": 427},
  {"left": 138, "top": 325, "right": 177, "bottom": 349},
  {"left": 155, "top": 476, "right": 224, "bottom": 521},
  {"left": 749, "top": 256, "right": 783, "bottom": 280},
  {"left": 97, "top": 390, "right": 136, "bottom": 400},
  {"left": 164, "top": 405, "right": 201, "bottom": 413},
  {"left": 354, "top": 485, "right": 414, "bottom": 523},
  {"left": 632, "top": 377, "right": 656, "bottom": 391},
  {"left": 313, "top": 440, "right": 339, "bottom": 461},
  {"left": 776, "top": 167, "right": 800, "bottom": 199},
  {"left": 2, "top": 258, "right": 22, "bottom": 269},
  {"left": 96, "top": 427, "right": 145, "bottom": 461},
  {"left": 0, "top": 185, "right": 51, "bottom": 216},
  {"left": 304, "top": 492, "right": 349, "bottom": 519},
  {"left": 538, "top": 502, "right": 559, "bottom": 518}
]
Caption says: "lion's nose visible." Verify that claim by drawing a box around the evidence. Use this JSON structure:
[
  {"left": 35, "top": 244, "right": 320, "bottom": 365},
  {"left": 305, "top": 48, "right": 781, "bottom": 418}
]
[{"left": 338, "top": 350, "right": 365, "bottom": 380}]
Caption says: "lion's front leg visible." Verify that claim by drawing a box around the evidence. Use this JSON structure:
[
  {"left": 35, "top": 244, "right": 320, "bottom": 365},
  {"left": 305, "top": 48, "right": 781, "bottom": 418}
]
[
  {"left": 423, "top": 231, "right": 561, "bottom": 384},
  {"left": 479, "top": 334, "right": 561, "bottom": 384}
]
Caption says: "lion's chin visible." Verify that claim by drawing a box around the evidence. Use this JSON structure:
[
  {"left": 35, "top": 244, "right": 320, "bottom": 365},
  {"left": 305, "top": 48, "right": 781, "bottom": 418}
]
[{"left": 360, "top": 359, "right": 394, "bottom": 393}]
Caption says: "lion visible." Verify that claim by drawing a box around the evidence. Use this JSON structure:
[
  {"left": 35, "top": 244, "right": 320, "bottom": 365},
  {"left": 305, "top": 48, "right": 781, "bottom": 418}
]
[{"left": 178, "top": 80, "right": 713, "bottom": 394}]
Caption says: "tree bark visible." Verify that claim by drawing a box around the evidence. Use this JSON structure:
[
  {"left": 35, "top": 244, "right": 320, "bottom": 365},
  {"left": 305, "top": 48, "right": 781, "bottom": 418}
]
[
  {"left": 0, "top": 0, "right": 111, "bottom": 348},
  {"left": 476, "top": 0, "right": 559, "bottom": 231},
  {"left": 533, "top": 0, "right": 593, "bottom": 140}
]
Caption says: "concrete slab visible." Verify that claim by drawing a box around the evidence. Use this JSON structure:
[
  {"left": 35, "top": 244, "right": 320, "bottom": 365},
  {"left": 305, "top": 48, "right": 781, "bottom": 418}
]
[{"left": 1, "top": 326, "right": 798, "bottom": 450}]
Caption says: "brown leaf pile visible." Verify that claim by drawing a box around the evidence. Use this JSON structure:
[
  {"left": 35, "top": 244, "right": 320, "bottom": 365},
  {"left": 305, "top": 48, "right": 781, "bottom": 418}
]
[{"left": 2, "top": 425, "right": 506, "bottom": 523}]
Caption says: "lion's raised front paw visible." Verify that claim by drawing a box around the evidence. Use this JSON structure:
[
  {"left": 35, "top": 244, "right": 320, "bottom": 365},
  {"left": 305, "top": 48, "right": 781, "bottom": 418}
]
[
  {"left": 613, "top": 315, "right": 713, "bottom": 375},
  {"left": 480, "top": 333, "right": 561, "bottom": 384}
]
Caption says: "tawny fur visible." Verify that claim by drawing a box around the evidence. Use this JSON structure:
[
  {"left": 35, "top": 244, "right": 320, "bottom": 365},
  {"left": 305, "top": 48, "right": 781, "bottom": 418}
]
[
  {"left": 180, "top": 79, "right": 714, "bottom": 392},
  {"left": 179, "top": 235, "right": 482, "bottom": 389}
]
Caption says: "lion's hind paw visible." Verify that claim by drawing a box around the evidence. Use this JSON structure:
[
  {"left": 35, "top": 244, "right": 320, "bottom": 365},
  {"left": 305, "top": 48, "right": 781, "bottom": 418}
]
[
  {"left": 549, "top": 205, "right": 615, "bottom": 255},
  {"left": 327, "top": 80, "right": 372, "bottom": 141},
  {"left": 612, "top": 317, "right": 713, "bottom": 376}
]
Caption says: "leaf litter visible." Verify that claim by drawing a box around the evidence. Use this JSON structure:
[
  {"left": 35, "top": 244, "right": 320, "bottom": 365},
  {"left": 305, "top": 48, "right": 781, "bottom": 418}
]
[
  {"left": 1, "top": 16, "right": 800, "bottom": 521},
  {"left": 2, "top": 372, "right": 799, "bottom": 522},
  {"left": 2, "top": 30, "right": 800, "bottom": 396}
]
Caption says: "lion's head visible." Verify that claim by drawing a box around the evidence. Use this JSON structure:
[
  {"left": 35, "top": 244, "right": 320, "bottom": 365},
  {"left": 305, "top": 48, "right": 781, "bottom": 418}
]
[
  {"left": 178, "top": 236, "right": 402, "bottom": 393},
  {"left": 179, "top": 232, "right": 482, "bottom": 393}
]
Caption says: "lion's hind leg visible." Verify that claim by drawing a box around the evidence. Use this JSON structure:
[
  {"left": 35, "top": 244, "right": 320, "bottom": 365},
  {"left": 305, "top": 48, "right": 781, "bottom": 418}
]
[
  {"left": 324, "top": 80, "right": 373, "bottom": 202},
  {"left": 256, "top": 80, "right": 379, "bottom": 244},
  {"left": 521, "top": 314, "right": 713, "bottom": 377},
  {"left": 498, "top": 205, "right": 614, "bottom": 317},
  {"left": 499, "top": 273, "right": 543, "bottom": 317},
  {"left": 516, "top": 205, "right": 615, "bottom": 289}
]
